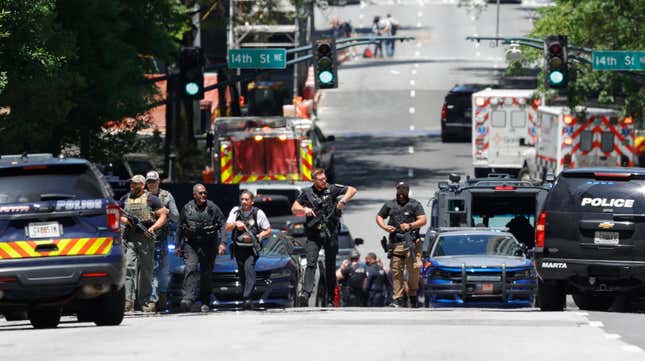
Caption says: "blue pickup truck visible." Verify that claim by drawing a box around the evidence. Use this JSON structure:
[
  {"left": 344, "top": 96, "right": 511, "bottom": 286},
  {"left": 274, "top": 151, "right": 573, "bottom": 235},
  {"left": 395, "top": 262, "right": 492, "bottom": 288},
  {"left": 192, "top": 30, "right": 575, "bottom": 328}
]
[{"left": 0, "top": 154, "right": 125, "bottom": 328}]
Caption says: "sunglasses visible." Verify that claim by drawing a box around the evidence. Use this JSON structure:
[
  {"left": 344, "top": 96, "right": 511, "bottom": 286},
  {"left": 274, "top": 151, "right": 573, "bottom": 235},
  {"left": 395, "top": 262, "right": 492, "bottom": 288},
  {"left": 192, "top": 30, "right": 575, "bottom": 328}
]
[{"left": 197, "top": 191, "right": 208, "bottom": 195}]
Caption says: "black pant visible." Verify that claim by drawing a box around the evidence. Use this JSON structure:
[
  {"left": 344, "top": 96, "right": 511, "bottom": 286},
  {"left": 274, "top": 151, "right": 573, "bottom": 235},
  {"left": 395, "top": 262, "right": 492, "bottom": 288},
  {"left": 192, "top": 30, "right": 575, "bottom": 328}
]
[
  {"left": 304, "top": 235, "right": 338, "bottom": 301},
  {"left": 182, "top": 241, "right": 215, "bottom": 305},
  {"left": 368, "top": 290, "right": 386, "bottom": 307},
  {"left": 234, "top": 246, "right": 257, "bottom": 299}
]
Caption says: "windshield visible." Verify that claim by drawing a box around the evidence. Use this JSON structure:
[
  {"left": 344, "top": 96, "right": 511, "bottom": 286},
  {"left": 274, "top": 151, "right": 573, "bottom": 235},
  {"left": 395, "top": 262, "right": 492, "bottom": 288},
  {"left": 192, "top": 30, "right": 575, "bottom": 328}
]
[
  {"left": 255, "top": 200, "right": 293, "bottom": 217},
  {"left": 432, "top": 234, "right": 523, "bottom": 257},
  {"left": 0, "top": 165, "right": 106, "bottom": 204}
]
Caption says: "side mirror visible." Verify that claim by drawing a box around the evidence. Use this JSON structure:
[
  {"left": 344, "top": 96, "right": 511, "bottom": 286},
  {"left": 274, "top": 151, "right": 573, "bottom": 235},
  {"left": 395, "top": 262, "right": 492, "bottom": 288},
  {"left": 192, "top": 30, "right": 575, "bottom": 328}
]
[
  {"left": 326, "top": 135, "right": 336, "bottom": 142},
  {"left": 354, "top": 238, "right": 364, "bottom": 246}
]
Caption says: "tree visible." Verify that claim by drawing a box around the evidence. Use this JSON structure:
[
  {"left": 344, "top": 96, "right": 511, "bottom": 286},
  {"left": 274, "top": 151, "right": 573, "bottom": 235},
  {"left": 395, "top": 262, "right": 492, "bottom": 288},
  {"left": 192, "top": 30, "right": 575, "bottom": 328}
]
[
  {"left": 525, "top": 0, "right": 644, "bottom": 121},
  {"left": 0, "top": 0, "right": 189, "bottom": 160}
]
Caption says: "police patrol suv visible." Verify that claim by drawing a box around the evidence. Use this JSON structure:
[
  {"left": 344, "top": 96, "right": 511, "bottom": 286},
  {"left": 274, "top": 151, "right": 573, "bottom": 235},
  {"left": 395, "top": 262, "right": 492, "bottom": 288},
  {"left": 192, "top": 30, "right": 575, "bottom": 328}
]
[
  {"left": 535, "top": 168, "right": 645, "bottom": 311},
  {"left": 0, "top": 154, "right": 125, "bottom": 328}
]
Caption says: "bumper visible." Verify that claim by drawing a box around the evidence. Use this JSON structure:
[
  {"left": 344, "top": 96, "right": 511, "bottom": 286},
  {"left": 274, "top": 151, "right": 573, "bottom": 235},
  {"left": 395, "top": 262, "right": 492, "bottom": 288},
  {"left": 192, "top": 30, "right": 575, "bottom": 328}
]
[
  {"left": 441, "top": 123, "right": 471, "bottom": 138},
  {"left": 535, "top": 254, "right": 645, "bottom": 292},
  {"left": 0, "top": 254, "right": 125, "bottom": 305}
]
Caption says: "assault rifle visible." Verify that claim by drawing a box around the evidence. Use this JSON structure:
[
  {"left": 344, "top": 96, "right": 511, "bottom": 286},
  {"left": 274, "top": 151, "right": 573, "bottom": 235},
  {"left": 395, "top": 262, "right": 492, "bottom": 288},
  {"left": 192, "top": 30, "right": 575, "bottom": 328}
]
[
  {"left": 120, "top": 207, "right": 157, "bottom": 241},
  {"left": 235, "top": 224, "right": 262, "bottom": 257},
  {"left": 306, "top": 207, "right": 342, "bottom": 240}
]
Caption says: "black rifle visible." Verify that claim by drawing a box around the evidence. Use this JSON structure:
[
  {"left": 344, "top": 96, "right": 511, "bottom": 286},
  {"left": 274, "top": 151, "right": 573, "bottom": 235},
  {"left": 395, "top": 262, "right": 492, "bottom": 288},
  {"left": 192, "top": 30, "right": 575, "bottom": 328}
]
[
  {"left": 393, "top": 228, "right": 416, "bottom": 263},
  {"left": 306, "top": 206, "right": 341, "bottom": 240},
  {"left": 120, "top": 207, "right": 156, "bottom": 241}
]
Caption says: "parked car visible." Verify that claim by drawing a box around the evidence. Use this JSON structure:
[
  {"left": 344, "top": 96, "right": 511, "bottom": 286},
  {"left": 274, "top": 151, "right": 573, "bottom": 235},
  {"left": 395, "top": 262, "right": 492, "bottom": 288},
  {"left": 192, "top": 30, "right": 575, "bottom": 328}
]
[
  {"left": 441, "top": 84, "right": 491, "bottom": 142},
  {"left": 422, "top": 228, "right": 535, "bottom": 307},
  {"left": 168, "top": 230, "right": 304, "bottom": 310}
]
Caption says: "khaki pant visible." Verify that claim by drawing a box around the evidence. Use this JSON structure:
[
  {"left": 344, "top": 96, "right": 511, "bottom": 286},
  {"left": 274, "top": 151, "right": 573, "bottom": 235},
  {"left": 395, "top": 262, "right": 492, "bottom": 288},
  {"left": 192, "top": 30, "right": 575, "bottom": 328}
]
[{"left": 390, "top": 238, "right": 423, "bottom": 300}]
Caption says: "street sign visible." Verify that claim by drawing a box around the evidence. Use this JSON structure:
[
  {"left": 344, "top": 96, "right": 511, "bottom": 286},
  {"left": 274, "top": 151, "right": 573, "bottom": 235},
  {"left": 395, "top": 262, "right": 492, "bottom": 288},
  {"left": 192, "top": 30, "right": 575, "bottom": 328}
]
[
  {"left": 227, "top": 48, "right": 287, "bottom": 69},
  {"left": 592, "top": 51, "right": 645, "bottom": 71}
]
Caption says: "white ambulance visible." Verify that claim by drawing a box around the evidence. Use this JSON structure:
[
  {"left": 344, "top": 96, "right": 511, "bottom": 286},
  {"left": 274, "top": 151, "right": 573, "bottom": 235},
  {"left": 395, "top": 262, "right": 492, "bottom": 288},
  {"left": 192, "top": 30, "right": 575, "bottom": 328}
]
[
  {"left": 471, "top": 89, "right": 541, "bottom": 178},
  {"left": 520, "top": 106, "right": 636, "bottom": 181}
]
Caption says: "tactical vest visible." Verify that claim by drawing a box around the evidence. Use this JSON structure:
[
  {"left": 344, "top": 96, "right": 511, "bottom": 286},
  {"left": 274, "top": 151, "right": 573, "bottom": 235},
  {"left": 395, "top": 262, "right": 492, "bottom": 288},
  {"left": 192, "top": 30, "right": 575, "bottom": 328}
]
[
  {"left": 348, "top": 263, "right": 367, "bottom": 291},
  {"left": 232, "top": 207, "right": 259, "bottom": 247},
  {"left": 183, "top": 201, "right": 219, "bottom": 242},
  {"left": 304, "top": 187, "right": 340, "bottom": 236},
  {"left": 124, "top": 191, "right": 155, "bottom": 240},
  {"left": 366, "top": 264, "right": 386, "bottom": 292},
  {"left": 386, "top": 199, "right": 421, "bottom": 241}
]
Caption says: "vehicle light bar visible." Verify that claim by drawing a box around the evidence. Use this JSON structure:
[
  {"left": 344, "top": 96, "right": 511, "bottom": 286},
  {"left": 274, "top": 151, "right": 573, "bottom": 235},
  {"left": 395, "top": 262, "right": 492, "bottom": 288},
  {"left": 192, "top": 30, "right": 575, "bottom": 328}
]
[
  {"left": 623, "top": 117, "right": 634, "bottom": 125},
  {"left": 563, "top": 115, "right": 575, "bottom": 125},
  {"left": 593, "top": 172, "right": 631, "bottom": 179},
  {"left": 494, "top": 186, "right": 515, "bottom": 190},
  {"left": 81, "top": 272, "right": 108, "bottom": 278},
  {"left": 254, "top": 135, "right": 264, "bottom": 142}
]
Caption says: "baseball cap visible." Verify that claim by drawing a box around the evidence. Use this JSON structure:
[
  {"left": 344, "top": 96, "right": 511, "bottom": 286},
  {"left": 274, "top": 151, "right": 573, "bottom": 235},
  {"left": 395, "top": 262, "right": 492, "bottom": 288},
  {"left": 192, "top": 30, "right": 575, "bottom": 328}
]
[
  {"left": 130, "top": 174, "right": 146, "bottom": 184},
  {"left": 396, "top": 181, "right": 409, "bottom": 190},
  {"left": 146, "top": 170, "right": 160, "bottom": 181},
  {"left": 350, "top": 249, "right": 360, "bottom": 259}
]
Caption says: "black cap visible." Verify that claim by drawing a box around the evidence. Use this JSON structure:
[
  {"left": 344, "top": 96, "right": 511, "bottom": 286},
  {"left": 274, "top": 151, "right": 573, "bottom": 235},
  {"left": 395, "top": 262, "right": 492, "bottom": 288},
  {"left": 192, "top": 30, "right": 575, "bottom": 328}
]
[{"left": 396, "top": 181, "right": 409, "bottom": 190}]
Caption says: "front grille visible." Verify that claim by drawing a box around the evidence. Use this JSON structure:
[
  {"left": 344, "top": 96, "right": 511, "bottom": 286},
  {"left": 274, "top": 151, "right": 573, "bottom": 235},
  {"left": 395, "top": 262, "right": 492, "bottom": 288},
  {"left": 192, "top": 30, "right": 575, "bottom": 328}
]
[{"left": 428, "top": 266, "right": 535, "bottom": 301}]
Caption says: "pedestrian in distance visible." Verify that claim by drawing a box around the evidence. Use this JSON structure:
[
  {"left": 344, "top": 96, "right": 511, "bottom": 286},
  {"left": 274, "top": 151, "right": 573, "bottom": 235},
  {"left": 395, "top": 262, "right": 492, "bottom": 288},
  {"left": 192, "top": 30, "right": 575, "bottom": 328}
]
[
  {"left": 365, "top": 252, "right": 390, "bottom": 307},
  {"left": 145, "top": 170, "right": 179, "bottom": 313},
  {"left": 292, "top": 168, "right": 358, "bottom": 307},
  {"left": 371, "top": 16, "right": 387, "bottom": 58},
  {"left": 385, "top": 13, "right": 399, "bottom": 57},
  {"left": 120, "top": 175, "right": 169, "bottom": 313},
  {"left": 225, "top": 191, "right": 272, "bottom": 310},
  {"left": 336, "top": 250, "right": 367, "bottom": 307},
  {"left": 175, "top": 184, "right": 225, "bottom": 313},
  {"left": 375, "top": 181, "right": 427, "bottom": 308}
]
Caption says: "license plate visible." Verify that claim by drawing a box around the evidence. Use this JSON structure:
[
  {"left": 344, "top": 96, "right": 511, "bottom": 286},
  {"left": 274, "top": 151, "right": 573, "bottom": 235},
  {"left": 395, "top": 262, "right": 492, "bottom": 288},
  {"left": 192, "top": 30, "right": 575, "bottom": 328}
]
[
  {"left": 27, "top": 222, "right": 61, "bottom": 238},
  {"left": 594, "top": 231, "right": 619, "bottom": 245},
  {"left": 476, "top": 283, "right": 494, "bottom": 294}
]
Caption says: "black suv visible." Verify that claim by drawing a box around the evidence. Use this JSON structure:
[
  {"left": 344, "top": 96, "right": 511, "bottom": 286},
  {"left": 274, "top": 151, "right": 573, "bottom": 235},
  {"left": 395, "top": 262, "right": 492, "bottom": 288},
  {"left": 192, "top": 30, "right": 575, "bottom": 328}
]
[
  {"left": 535, "top": 168, "right": 645, "bottom": 311},
  {"left": 0, "top": 154, "right": 125, "bottom": 328},
  {"left": 440, "top": 84, "right": 490, "bottom": 142}
]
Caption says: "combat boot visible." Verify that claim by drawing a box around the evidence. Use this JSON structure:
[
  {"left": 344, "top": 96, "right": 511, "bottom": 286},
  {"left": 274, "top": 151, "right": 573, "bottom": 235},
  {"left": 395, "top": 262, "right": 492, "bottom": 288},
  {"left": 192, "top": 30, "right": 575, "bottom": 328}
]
[
  {"left": 297, "top": 291, "right": 310, "bottom": 307},
  {"left": 180, "top": 299, "right": 192, "bottom": 313},
  {"left": 142, "top": 301, "right": 156, "bottom": 313},
  {"left": 157, "top": 293, "right": 168, "bottom": 313},
  {"left": 124, "top": 299, "right": 134, "bottom": 312},
  {"left": 409, "top": 296, "right": 420, "bottom": 309}
]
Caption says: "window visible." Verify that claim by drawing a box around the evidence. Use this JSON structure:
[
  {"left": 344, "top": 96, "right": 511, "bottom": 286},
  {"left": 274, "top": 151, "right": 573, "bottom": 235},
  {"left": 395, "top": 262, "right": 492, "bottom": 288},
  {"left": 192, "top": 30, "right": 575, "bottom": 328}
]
[
  {"left": 511, "top": 111, "right": 526, "bottom": 128},
  {"left": 491, "top": 111, "right": 506, "bottom": 128},
  {"left": 601, "top": 131, "right": 614, "bottom": 153},
  {"left": 580, "top": 131, "right": 593, "bottom": 152},
  {"left": 432, "top": 234, "right": 523, "bottom": 257}
]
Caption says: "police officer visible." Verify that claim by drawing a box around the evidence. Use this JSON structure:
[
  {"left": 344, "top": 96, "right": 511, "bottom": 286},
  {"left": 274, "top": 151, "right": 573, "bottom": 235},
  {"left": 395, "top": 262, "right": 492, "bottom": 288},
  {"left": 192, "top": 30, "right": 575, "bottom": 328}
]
[
  {"left": 145, "top": 170, "right": 179, "bottom": 312},
  {"left": 365, "top": 252, "right": 389, "bottom": 307},
  {"left": 175, "top": 184, "right": 225, "bottom": 313},
  {"left": 292, "top": 168, "right": 358, "bottom": 307},
  {"left": 120, "top": 175, "right": 169, "bottom": 313},
  {"left": 225, "top": 191, "right": 272, "bottom": 310},
  {"left": 336, "top": 250, "right": 367, "bottom": 307},
  {"left": 375, "top": 181, "right": 427, "bottom": 308}
]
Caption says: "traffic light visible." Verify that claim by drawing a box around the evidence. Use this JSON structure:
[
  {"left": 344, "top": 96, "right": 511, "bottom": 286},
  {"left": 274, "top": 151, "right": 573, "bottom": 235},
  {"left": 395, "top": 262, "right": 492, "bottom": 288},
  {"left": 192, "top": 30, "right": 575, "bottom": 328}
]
[
  {"left": 544, "top": 35, "right": 568, "bottom": 89},
  {"left": 179, "top": 46, "right": 204, "bottom": 99},
  {"left": 313, "top": 40, "right": 338, "bottom": 89}
]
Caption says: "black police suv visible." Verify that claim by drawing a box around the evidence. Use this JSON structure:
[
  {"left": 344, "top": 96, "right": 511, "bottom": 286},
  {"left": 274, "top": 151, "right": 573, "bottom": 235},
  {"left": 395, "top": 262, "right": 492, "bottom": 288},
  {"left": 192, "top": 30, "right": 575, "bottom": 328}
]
[
  {"left": 0, "top": 154, "right": 125, "bottom": 328},
  {"left": 535, "top": 168, "right": 645, "bottom": 311},
  {"left": 440, "top": 84, "right": 490, "bottom": 142}
]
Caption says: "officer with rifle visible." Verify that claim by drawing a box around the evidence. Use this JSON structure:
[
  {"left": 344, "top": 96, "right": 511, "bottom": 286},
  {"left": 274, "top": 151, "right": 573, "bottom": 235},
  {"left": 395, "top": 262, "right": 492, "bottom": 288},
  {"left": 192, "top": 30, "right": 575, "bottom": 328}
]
[
  {"left": 225, "top": 191, "right": 272, "bottom": 310},
  {"left": 175, "top": 184, "right": 225, "bottom": 313},
  {"left": 119, "top": 175, "right": 169, "bottom": 313},
  {"left": 375, "top": 181, "right": 426, "bottom": 308},
  {"left": 291, "top": 168, "right": 358, "bottom": 307}
]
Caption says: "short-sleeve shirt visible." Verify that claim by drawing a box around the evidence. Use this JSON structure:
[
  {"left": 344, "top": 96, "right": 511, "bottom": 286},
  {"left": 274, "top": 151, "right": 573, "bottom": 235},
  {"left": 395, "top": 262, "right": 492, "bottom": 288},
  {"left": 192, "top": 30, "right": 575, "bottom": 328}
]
[
  {"left": 296, "top": 184, "right": 348, "bottom": 209},
  {"left": 120, "top": 191, "right": 163, "bottom": 211},
  {"left": 226, "top": 206, "right": 271, "bottom": 230}
]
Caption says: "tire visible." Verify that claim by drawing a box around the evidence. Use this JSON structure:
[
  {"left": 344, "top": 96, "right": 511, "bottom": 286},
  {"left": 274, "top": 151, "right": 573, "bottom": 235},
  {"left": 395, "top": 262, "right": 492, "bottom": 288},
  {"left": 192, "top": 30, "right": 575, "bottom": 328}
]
[
  {"left": 28, "top": 307, "right": 62, "bottom": 329},
  {"left": 572, "top": 293, "right": 615, "bottom": 312},
  {"left": 93, "top": 287, "right": 125, "bottom": 326},
  {"left": 538, "top": 279, "right": 566, "bottom": 311}
]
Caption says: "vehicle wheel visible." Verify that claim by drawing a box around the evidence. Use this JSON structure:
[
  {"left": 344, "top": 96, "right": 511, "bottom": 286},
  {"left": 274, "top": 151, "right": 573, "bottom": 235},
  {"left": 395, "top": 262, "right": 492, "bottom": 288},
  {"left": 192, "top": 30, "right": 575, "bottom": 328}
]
[
  {"left": 93, "top": 286, "right": 125, "bottom": 326},
  {"left": 76, "top": 303, "right": 96, "bottom": 323},
  {"left": 538, "top": 279, "right": 566, "bottom": 311},
  {"left": 28, "top": 307, "right": 62, "bottom": 329},
  {"left": 441, "top": 132, "right": 451, "bottom": 143},
  {"left": 3, "top": 311, "right": 28, "bottom": 321},
  {"left": 518, "top": 168, "right": 531, "bottom": 182},
  {"left": 572, "top": 293, "right": 614, "bottom": 312}
]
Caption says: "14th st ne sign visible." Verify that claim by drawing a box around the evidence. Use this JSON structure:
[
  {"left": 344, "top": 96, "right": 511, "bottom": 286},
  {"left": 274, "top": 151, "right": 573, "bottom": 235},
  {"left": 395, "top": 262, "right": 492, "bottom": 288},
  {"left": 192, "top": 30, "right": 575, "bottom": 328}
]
[
  {"left": 227, "top": 48, "right": 287, "bottom": 69},
  {"left": 592, "top": 50, "right": 645, "bottom": 71}
]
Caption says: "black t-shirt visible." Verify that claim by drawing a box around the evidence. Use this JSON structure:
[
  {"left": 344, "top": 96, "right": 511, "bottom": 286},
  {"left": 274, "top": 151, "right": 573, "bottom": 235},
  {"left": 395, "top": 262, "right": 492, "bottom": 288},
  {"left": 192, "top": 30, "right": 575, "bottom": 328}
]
[
  {"left": 120, "top": 192, "right": 163, "bottom": 211},
  {"left": 378, "top": 198, "right": 425, "bottom": 240}
]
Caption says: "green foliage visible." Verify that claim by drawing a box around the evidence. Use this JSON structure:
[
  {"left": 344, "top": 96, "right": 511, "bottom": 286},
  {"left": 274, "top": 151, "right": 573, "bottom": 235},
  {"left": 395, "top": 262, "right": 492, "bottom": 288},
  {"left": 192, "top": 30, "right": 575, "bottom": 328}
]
[
  {"left": 0, "top": 0, "right": 189, "bottom": 160},
  {"left": 525, "top": 0, "right": 644, "bottom": 120}
]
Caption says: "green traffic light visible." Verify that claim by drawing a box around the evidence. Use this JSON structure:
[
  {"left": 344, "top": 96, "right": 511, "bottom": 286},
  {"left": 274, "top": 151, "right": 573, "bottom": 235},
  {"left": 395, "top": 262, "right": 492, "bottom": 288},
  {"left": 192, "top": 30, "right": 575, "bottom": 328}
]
[
  {"left": 548, "top": 70, "right": 564, "bottom": 85},
  {"left": 318, "top": 70, "right": 334, "bottom": 85},
  {"left": 185, "top": 82, "right": 200, "bottom": 96}
]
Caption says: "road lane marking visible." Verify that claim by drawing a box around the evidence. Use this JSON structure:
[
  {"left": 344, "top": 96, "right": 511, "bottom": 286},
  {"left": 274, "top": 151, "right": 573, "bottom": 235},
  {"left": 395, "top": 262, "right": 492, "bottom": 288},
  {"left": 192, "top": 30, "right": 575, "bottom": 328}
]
[
  {"left": 417, "top": 22, "right": 422, "bottom": 27},
  {"left": 409, "top": 107, "right": 415, "bottom": 114},
  {"left": 410, "top": 80, "right": 416, "bottom": 86},
  {"left": 410, "top": 90, "right": 416, "bottom": 97},
  {"left": 408, "top": 169, "right": 414, "bottom": 177},
  {"left": 409, "top": 125, "right": 415, "bottom": 131},
  {"left": 415, "top": 51, "right": 420, "bottom": 57},
  {"left": 418, "top": 11, "right": 423, "bottom": 17},
  {"left": 411, "top": 69, "right": 417, "bottom": 75},
  {"left": 390, "top": 70, "right": 400, "bottom": 75},
  {"left": 408, "top": 146, "right": 414, "bottom": 154},
  {"left": 414, "top": 63, "right": 419, "bottom": 68},
  {"left": 416, "top": 42, "right": 422, "bottom": 48}
]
